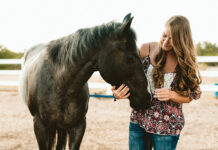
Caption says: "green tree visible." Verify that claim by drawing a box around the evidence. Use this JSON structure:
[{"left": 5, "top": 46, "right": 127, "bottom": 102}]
[
  {"left": 196, "top": 41, "right": 218, "bottom": 67},
  {"left": 0, "top": 45, "right": 24, "bottom": 69},
  {"left": 196, "top": 41, "right": 218, "bottom": 56},
  {"left": 0, "top": 45, "right": 23, "bottom": 58}
]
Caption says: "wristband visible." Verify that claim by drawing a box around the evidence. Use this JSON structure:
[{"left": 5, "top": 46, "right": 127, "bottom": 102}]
[{"left": 113, "top": 94, "right": 117, "bottom": 101}]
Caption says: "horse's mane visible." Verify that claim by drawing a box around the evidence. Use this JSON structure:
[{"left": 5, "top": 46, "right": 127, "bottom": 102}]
[{"left": 47, "top": 21, "right": 136, "bottom": 67}]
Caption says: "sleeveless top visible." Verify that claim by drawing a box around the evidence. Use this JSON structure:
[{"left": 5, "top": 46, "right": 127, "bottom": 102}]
[{"left": 130, "top": 50, "right": 201, "bottom": 135}]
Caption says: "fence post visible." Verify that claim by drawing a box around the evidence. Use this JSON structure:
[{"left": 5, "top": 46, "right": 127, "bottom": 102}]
[{"left": 215, "top": 83, "right": 218, "bottom": 99}]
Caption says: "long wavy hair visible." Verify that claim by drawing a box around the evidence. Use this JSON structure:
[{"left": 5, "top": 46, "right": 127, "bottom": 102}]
[{"left": 152, "top": 15, "right": 202, "bottom": 96}]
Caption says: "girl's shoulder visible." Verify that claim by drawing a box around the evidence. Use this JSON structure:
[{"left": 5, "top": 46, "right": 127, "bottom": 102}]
[{"left": 139, "top": 42, "right": 159, "bottom": 59}]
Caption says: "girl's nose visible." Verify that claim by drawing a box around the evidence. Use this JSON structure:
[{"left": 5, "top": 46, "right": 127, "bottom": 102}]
[
  {"left": 165, "top": 38, "right": 171, "bottom": 44},
  {"left": 163, "top": 39, "right": 168, "bottom": 45}
]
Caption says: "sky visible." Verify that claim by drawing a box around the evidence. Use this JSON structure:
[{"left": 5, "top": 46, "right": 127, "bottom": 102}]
[{"left": 0, "top": 0, "right": 218, "bottom": 52}]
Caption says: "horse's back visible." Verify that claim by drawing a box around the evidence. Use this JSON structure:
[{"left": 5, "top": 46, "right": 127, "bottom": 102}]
[{"left": 24, "top": 43, "right": 46, "bottom": 63}]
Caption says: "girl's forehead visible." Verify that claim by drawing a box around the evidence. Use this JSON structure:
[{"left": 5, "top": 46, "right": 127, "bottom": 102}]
[{"left": 163, "top": 26, "right": 171, "bottom": 36}]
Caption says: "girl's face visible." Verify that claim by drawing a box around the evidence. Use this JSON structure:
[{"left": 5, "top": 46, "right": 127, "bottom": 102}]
[{"left": 161, "top": 26, "right": 173, "bottom": 51}]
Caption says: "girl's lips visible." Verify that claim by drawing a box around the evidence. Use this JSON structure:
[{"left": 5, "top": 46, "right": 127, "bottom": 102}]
[
  {"left": 164, "top": 45, "right": 171, "bottom": 48},
  {"left": 163, "top": 46, "right": 172, "bottom": 50}
]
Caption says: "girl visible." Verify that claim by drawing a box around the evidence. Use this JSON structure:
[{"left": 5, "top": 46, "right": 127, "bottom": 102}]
[{"left": 112, "top": 15, "right": 202, "bottom": 150}]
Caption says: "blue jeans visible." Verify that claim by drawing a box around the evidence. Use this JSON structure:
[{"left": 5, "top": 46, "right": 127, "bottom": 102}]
[{"left": 129, "top": 122, "right": 180, "bottom": 150}]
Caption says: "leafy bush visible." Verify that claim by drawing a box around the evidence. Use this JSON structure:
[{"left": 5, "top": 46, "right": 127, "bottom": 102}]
[
  {"left": 196, "top": 41, "right": 218, "bottom": 56},
  {"left": 0, "top": 45, "right": 23, "bottom": 59},
  {"left": 196, "top": 41, "right": 218, "bottom": 66},
  {"left": 0, "top": 45, "right": 24, "bottom": 69}
]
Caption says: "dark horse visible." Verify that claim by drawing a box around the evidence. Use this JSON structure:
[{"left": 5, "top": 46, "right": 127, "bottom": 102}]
[{"left": 19, "top": 13, "right": 151, "bottom": 150}]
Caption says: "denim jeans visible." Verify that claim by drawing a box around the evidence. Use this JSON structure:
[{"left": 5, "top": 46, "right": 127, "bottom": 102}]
[{"left": 129, "top": 122, "right": 180, "bottom": 150}]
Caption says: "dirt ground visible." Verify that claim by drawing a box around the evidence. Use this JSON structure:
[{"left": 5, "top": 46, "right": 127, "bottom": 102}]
[
  {"left": 0, "top": 71, "right": 218, "bottom": 150},
  {"left": 0, "top": 91, "right": 218, "bottom": 150}
]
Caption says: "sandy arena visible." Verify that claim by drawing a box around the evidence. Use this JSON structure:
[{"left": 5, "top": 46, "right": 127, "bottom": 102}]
[{"left": 0, "top": 75, "right": 218, "bottom": 150}]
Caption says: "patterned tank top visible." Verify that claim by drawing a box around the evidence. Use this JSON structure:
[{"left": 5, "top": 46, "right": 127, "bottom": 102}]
[{"left": 130, "top": 55, "right": 201, "bottom": 135}]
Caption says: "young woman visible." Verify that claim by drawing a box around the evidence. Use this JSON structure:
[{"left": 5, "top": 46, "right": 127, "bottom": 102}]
[{"left": 112, "top": 15, "right": 202, "bottom": 150}]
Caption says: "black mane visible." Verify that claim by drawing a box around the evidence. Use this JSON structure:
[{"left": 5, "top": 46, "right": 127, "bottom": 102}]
[{"left": 47, "top": 21, "right": 136, "bottom": 66}]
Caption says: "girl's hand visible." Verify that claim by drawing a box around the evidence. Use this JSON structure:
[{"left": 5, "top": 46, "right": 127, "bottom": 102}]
[
  {"left": 111, "top": 84, "right": 130, "bottom": 99},
  {"left": 154, "top": 88, "right": 175, "bottom": 101}
]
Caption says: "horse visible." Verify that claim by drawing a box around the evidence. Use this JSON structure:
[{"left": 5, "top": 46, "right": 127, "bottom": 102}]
[{"left": 19, "top": 13, "right": 151, "bottom": 150}]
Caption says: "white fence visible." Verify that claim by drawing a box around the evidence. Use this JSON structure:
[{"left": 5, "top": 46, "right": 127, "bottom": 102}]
[
  {"left": 0, "top": 56, "right": 218, "bottom": 93},
  {"left": 197, "top": 56, "right": 218, "bottom": 63},
  {"left": 0, "top": 59, "right": 22, "bottom": 64},
  {"left": 0, "top": 56, "right": 217, "bottom": 64}
]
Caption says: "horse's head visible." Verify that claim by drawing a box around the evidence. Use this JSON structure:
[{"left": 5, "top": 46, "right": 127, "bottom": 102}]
[{"left": 97, "top": 13, "right": 151, "bottom": 110}]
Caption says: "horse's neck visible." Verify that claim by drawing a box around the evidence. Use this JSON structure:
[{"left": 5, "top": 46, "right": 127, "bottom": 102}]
[
  {"left": 67, "top": 27, "right": 108, "bottom": 88},
  {"left": 49, "top": 27, "right": 105, "bottom": 91},
  {"left": 54, "top": 58, "right": 97, "bottom": 95},
  {"left": 56, "top": 46, "right": 99, "bottom": 92},
  {"left": 70, "top": 30, "right": 101, "bottom": 77},
  {"left": 70, "top": 57, "right": 97, "bottom": 87}
]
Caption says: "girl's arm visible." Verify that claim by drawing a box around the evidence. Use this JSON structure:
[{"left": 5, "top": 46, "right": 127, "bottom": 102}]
[{"left": 154, "top": 87, "right": 201, "bottom": 104}]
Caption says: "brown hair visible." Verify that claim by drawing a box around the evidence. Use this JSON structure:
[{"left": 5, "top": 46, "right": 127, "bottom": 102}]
[{"left": 152, "top": 15, "right": 202, "bottom": 96}]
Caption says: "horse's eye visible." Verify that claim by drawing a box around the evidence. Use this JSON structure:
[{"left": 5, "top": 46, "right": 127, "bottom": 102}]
[{"left": 126, "top": 55, "right": 135, "bottom": 64}]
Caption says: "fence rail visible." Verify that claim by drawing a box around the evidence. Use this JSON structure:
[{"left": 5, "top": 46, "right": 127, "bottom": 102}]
[
  {"left": 0, "top": 59, "right": 22, "bottom": 64},
  {"left": 197, "top": 56, "right": 218, "bottom": 63},
  {"left": 0, "top": 81, "right": 217, "bottom": 92},
  {"left": 0, "top": 57, "right": 218, "bottom": 94},
  {"left": 1, "top": 70, "right": 218, "bottom": 77},
  {"left": 0, "top": 56, "right": 217, "bottom": 64}
]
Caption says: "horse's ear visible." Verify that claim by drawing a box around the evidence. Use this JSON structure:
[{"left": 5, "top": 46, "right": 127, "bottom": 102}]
[
  {"left": 123, "top": 13, "right": 132, "bottom": 23},
  {"left": 121, "top": 13, "right": 134, "bottom": 34}
]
